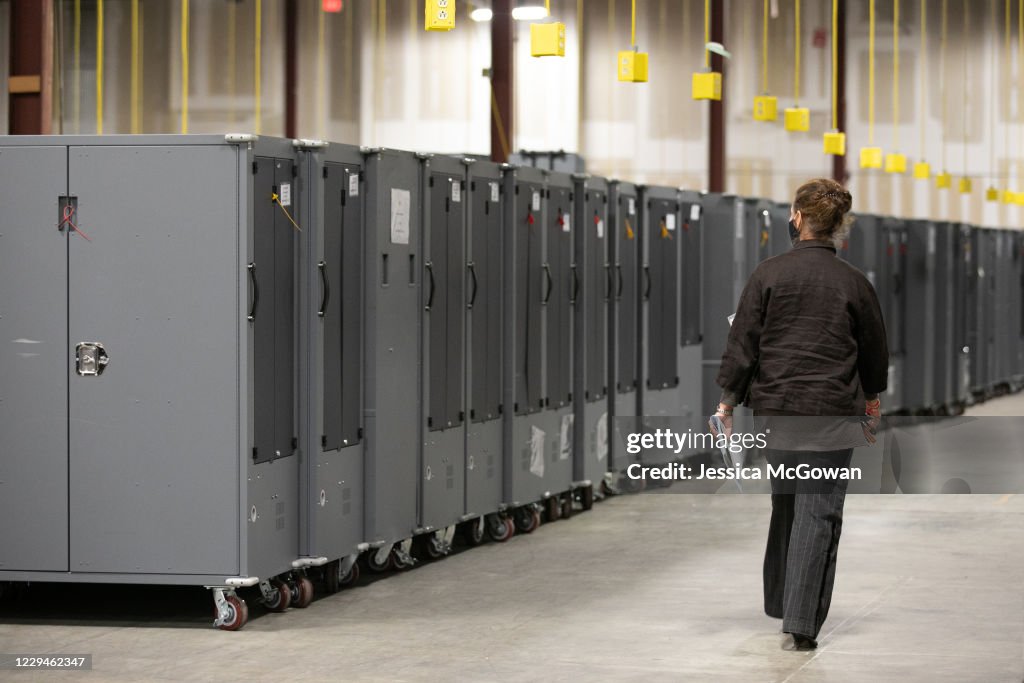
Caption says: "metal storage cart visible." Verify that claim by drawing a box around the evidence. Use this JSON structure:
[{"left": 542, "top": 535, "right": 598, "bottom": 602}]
[
  {"left": 607, "top": 180, "right": 641, "bottom": 486},
  {"left": 417, "top": 154, "right": 469, "bottom": 557},
  {"left": 463, "top": 160, "right": 509, "bottom": 542},
  {"left": 0, "top": 134, "right": 312, "bottom": 630},
  {"left": 502, "top": 166, "right": 576, "bottom": 532},
  {"left": 294, "top": 140, "right": 367, "bottom": 592},
  {"left": 638, "top": 187, "right": 704, "bottom": 466},
  {"left": 572, "top": 174, "right": 611, "bottom": 509}
]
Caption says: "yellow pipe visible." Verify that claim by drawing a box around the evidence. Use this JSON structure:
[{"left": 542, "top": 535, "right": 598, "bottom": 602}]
[
  {"left": 181, "top": 0, "right": 189, "bottom": 134},
  {"left": 832, "top": 0, "right": 838, "bottom": 130},
  {"left": 131, "top": 0, "right": 139, "bottom": 134},
  {"left": 918, "top": 0, "right": 925, "bottom": 158},
  {"left": 96, "top": 0, "right": 103, "bottom": 135},
  {"left": 869, "top": 0, "right": 875, "bottom": 145},
  {"left": 631, "top": 0, "right": 636, "bottom": 47},
  {"left": 763, "top": 0, "right": 769, "bottom": 93},
  {"left": 255, "top": 0, "right": 262, "bottom": 135},
  {"left": 794, "top": 0, "right": 801, "bottom": 104},
  {"left": 940, "top": 0, "right": 947, "bottom": 169},
  {"left": 704, "top": 0, "right": 710, "bottom": 68},
  {"left": 73, "top": 0, "right": 80, "bottom": 134},
  {"left": 892, "top": 0, "right": 898, "bottom": 149}
]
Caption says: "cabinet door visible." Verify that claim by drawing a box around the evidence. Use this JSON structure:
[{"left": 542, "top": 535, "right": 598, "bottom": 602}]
[
  {"left": 617, "top": 194, "right": 638, "bottom": 394},
  {"left": 67, "top": 145, "right": 239, "bottom": 574},
  {"left": 0, "top": 146, "right": 69, "bottom": 572},
  {"left": 427, "top": 173, "right": 450, "bottom": 430}
]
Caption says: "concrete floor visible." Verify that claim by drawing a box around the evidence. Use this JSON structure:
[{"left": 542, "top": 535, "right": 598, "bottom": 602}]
[{"left": 2, "top": 397, "right": 1023, "bottom": 682}]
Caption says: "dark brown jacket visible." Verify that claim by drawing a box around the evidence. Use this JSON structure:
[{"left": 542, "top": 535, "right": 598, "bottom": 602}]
[{"left": 716, "top": 239, "right": 889, "bottom": 416}]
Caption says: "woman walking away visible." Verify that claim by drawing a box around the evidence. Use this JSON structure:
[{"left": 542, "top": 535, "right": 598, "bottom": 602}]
[{"left": 710, "top": 178, "right": 889, "bottom": 650}]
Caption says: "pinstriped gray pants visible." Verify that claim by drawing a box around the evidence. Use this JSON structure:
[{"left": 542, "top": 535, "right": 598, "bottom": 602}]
[{"left": 762, "top": 448, "right": 854, "bottom": 639}]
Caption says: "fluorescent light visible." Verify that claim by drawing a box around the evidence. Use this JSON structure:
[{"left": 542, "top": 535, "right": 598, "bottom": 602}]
[
  {"left": 470, "top": 8, "right": 493, "bottom": 21},
  {"left": 512, "top": 5, "right": 549, "bottom": 20}
]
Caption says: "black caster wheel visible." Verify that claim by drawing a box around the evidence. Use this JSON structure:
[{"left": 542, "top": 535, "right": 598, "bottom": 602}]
[
  {"left": 340, "top": 560, "right": 360, "bottom": 587},
  {"left": 580, "top": 484, "right": 594, "bottom": 511},
  {"left": 544, "top": 495, "right": 560, "bottom": 522},
  {"left": 292, "top": 576, "right": 314, "bottom": 608},
  {"left": 514, "top": 506, "right": 540, "bottom": 534},
  {"left": 215, "top": 595, "right": 249, "bottom": 631},
  {"left": 461, "top": 519, "right": 485, "bottom": 546},
  {"left": 560, "top": 493, "right": 573, "bottom": 519},
  {"left": 265, "top": 579, "right": 291, "bottom": 612},
  {"left": 392, "top": 550, "right": 415, "bottom": 571},
  {"left": 323, "top": 560, "right": 341, "bottom": 595},
  {"left": 366, "top": 549, "right": 393, "bottom": 573}
]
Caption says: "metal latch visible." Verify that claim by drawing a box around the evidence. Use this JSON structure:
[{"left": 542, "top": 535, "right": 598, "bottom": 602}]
[{"left": 76, "top": 343, "right": 109, "bottom": 376}]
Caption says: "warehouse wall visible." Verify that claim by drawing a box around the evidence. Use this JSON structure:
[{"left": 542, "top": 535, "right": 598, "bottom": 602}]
[{"left": 5, "top": 0, "right": 1021, "bottom": 227}]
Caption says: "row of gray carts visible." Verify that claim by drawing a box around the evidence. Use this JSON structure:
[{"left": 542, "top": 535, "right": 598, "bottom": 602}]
[{"left": 0, "top": 135, "right": 1021, "bottom": 629}]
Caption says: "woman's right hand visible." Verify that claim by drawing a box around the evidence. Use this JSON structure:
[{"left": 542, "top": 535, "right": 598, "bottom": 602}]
[
  {"left": 862, "top": 398, "right": 881, "bottom": 444},
  {"left": 709, "top": 404, "right": 734, "bottom": 439}
]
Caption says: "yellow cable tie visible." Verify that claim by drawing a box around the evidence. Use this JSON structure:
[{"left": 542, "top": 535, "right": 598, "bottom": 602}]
[
  {"left": 271, "top": 194, "right": 302, "bottom": 232},
  {"left": 794, "top": 0, "right": 801, "bottom": 104}
]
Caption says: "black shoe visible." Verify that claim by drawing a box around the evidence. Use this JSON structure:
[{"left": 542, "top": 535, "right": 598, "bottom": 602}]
[{"left": 791, "top": 633, "right": 818, "bottom": 650}]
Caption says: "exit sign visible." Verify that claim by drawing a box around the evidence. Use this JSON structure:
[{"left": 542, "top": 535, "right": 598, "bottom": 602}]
[{"left": 323, "top": 0, "right": 342, "bottom": 12}]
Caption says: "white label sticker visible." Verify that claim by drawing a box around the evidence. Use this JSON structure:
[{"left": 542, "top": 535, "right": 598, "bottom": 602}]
[
  {"left": 628, "top": 197, "right": 636, "bottom": 216},
  {"left": 529, "top": 426, "right": 546, "bottom": 478},
  {"left": 690, "top": 204, "right": 702, "bottom": 222},
  {"left": 595, "top": 412, "right": 608, "bottom": 462},
  {"left": 451, "top": 181, "right": 461, "bottom": 203},
  {"left": 559, "top": 414, "right": 574, "bottom": 461},
  {"left": 390, "top": 188, "right": 411, "bottom": 245},
  {"left": 279, "top": 183, "right": 292, "bottom": 207},
  {"left": 490, "top": 182, "right": 500, "bottom": 203},
  {"left": 596, "top": 219, "right": 604, "bottom": 239},
  {"left": 562, "top": 213, "right": 571, "bottom": 233},
  {"left": 532, "top": 191, "right": 541, "bottom": 212},
  {"left": 665, "top": 214, "right": 676, "bottom": 231},
  {"left": 349, "top": 173, "right": 359, "bottom": 196},
  {"left": 928, "top": 229, "right": 936, "bottom": 255}
]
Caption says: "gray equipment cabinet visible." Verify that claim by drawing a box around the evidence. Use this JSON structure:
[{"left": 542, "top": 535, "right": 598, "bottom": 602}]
[
  {"left": 0, "top": 134, "right": 312, "bottom": 630},
  {"left": 769, "top": 201, "right": 793, "bottom": 256},
  {"left": 572, "top": 174, "right": 609, "bottom": 508},
  {"left": 638, "top": 187, "right": 704, "bottom": 466},
  {"left": 903, "top": 220, "right": 937, "bottom": 414},
  {"left": 418, "top": 154, "right": 469, "bottom": 558},
  {"left": 951, "top": 224, "right": 973, "bottom": 410},
  {"left": 464, "top": 161, "right": 507, "bottom": 543},
  {"left": 362, "top": 148, "right": 422, "bottom": 571},
  {"left": 502, "top": 166, "right": 575, "bottom": 535},
  {"left": 968, "top": 228, "right": 994, "bottom": 399},
  {"left": 607, "top": 181, "right": 641, "bottom": 484},
  {"left": 880, "top": 218, "right": 908, "bottom": 412},
  {"left": 294, "top": 140, "right": 367, "bottom": 592}
]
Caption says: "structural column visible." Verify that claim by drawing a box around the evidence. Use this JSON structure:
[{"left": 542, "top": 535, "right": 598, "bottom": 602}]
[
  {"left": 708, "top": 0, "right": 725, "bottom": 192},
  {"left": 490, "top": 0, "right": 514, "bottom": 163},
  {"left": 832, "top": 0, "right": 848, "bottom": 184},
  {"left": 7, "top": 0, "right": 54, "bottom": 134}
]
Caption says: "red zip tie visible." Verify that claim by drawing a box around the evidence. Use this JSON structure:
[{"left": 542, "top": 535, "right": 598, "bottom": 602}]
[{"left": 58, "top": 205, "right": 92, "bottom": 242}]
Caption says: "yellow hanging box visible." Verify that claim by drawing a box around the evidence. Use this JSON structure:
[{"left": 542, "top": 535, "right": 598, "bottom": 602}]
[
  {"left": 1014, "top": 192, "right": 1024, "bottom": 206},
  {"left": 618, "top": 50, "right": 649, "bottom": 82},
  {"left": 784, "top": 107, "right": 809, "bottom": 132},
  {"left": 823, "top": 131, "right": 846, "bottom": 156},
  {"left": 860, "top": 147, "right": 883, "bottom": 169},
  {"left": 424, "top": 0, "right": 455, "bottom": 31},
  {"left": 1002, "top": 190, "right": 1016, "bottom": 204},
  {"left": 958, "top": 177, "right": 973, "bottom": 194},
  {"left": 912, "top": 162, "right": 931, "bottom": 179},
  {"left": 935, "top": 172, "right": 952, "bottom": 189},
  {"left": 754, "top": 95, "right": 778, "bottom": 121},
  {"left": 530, "top": 22, "right": 566, "bottom": 57},
  {"left": 884, "top": 153, "right": 906, "bottom": 174},
  {"left": 985, "top": 186, "right": 1000, "bottom": 202},
  {"left": 692, "top": 71, "right": 722, "bottom": 100}
]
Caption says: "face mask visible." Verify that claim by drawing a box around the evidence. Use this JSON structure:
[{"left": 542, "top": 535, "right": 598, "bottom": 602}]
[{"left": 788, "top": 219, "right": 800, "bottom": 245}]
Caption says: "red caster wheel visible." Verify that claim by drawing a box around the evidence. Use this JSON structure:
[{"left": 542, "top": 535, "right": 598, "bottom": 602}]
[
  {"left": 486, "top": 514, "right": 514, "bottom": 542},
  {"left": 367, "top": 549, "right": 393, "bottom": 573},
  {"left": 514, "top": 506, "right": 540, "bottom": 534},
  {"left": 339, "top": 560, "right": 360, "bottom": 587},
  {"left": 215, "top": 595, "right": 249, "bottom": 631},
  {"left": 461, "top": 519, "right": 485, "bottom": 546},
  {"left": 544, "top": 496, "right": 560, "bottom": 522},
  {"left": 265, "top": 579, "right": 291, "bottom": 612},
  {"left": 292, "top": 576, "right": 314, "bottom": 609},
  {"left": 580, "top": 484, "right": 594, "bottom": 511}
]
